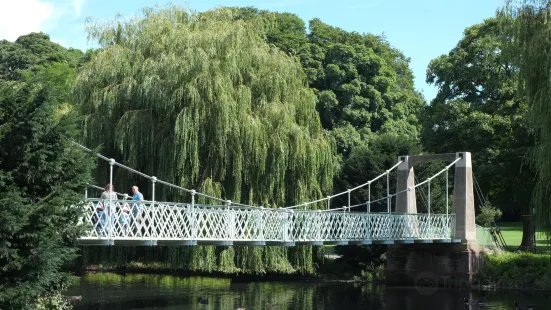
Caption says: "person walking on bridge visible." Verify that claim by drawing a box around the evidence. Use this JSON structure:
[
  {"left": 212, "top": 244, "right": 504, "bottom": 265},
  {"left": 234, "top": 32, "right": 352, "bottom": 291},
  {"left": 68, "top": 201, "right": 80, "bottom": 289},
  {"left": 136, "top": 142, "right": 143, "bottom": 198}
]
[
  {"left": 99, "top": 184, "right": 117, "bottom": 236},
  {"left": 131, "top": 186, "right": 144, "bottom": 236}
]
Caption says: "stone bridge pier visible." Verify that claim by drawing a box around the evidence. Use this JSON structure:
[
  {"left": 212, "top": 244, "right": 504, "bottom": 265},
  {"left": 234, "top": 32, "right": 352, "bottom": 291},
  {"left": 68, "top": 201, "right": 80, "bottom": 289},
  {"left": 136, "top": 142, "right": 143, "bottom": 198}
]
[{"left": 385, "top": 152, "right": 485, "bottom": 288}]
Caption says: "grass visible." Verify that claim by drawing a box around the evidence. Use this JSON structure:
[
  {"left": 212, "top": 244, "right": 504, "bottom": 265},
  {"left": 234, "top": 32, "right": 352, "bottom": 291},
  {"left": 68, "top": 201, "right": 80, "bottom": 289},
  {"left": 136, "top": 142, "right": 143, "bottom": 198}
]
[{"left": 494, "top": 222, "right": 551, "bottom": 253}]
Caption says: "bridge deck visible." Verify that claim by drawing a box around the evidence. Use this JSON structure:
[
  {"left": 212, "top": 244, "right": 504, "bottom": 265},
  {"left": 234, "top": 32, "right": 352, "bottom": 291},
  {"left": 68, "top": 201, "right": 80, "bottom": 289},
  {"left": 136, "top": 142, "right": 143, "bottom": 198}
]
[{"left": 77, "top": 199, "right": 457, "bottom": 246}]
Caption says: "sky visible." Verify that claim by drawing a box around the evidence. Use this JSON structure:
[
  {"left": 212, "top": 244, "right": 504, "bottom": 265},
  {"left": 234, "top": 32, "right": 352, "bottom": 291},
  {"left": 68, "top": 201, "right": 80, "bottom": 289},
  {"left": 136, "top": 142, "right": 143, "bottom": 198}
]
[{"left": 0, "top": 0, "right": 505, "bottom": 101}]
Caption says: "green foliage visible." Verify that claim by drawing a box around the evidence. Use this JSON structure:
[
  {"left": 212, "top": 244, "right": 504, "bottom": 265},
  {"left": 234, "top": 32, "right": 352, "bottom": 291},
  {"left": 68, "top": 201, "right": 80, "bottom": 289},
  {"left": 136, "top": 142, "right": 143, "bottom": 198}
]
[
  {"left": 334, "top": 134, "right": 422, "bottom": 210},
  {"left": 476, "top": 202, "right": 503, "bottom": 227},
  {"left": 355, "top": 263, "right": 385, "bottom": 283},
  {"left": 216, "top": 246, "right": 240, "bottom": 274},
  {"left": 224, "top": 7, "right": 308, "bottom": 56},
  {"left": 424, "top": 16, "right": 534, "bottom": 217},
  {"left": 80, "top": 245, "right": 309, "bottom": 275},
  {"left": 34, "top": 293, "right": 73, "bottom": 310},
  {"left": 501, "top": 0, "right": 551, "bottom": 237},
  {"left": 76, "top": 6, "right": 340, "bottom": 275},
  {"left": 479, "top": 252, "right": 551, "bottom": 289},
  {"left": 0, "top": 53, "right": 94, "bottom": 308},
  {"left": 302, "top": 19, "right": 423, "bottom": 150},
  {"left": 226, "top": 7, "right": 423, "bottom": 157},
  {"left": 0, "top": 32, "right": 84, "bottom": 81},
  {"left": 77, "top": 6, "right": 337, "bottom": 208}
]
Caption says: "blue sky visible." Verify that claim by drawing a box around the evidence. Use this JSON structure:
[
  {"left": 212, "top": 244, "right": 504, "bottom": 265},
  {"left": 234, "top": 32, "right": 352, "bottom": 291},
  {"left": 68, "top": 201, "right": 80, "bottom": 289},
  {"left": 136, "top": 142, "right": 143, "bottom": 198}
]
[{"left": 1, "top": 0, "right": 505, "bottom": 101}]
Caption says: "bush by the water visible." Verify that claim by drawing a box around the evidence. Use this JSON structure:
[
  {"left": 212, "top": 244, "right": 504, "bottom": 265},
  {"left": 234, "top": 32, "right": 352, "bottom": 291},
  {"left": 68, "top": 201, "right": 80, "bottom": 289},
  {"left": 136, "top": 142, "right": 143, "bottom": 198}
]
[{"left": 479, "top": 252, "right": 551, "bottom": 289}]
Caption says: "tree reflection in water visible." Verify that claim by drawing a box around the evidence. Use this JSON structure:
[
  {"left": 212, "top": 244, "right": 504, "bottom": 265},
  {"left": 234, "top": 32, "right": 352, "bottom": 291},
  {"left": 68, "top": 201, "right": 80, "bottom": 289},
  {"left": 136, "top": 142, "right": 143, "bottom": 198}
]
[{"left": 66, "top": 273, "right": 549, "bottom": 310}]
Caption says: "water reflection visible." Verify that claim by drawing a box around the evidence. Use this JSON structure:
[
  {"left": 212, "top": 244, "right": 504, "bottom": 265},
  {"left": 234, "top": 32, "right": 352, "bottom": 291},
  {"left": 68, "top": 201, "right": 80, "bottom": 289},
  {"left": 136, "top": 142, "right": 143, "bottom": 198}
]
[{"left": 66, "top": 273, "right": 550, "bottom": 310}]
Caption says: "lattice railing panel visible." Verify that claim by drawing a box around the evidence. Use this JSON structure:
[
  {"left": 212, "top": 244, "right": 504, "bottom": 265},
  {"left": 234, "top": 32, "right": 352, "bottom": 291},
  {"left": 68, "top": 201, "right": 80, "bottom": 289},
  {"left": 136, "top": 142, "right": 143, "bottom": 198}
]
[{"left": 78, "top": 200, "right": 455, "bottom": 243}]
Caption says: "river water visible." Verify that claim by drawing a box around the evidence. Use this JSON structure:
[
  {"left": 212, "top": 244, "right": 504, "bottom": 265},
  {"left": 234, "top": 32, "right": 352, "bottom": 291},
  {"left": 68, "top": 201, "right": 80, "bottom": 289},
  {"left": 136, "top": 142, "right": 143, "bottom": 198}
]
[{"left": 66, "top": 273, "right": 549, "bottom": 310}]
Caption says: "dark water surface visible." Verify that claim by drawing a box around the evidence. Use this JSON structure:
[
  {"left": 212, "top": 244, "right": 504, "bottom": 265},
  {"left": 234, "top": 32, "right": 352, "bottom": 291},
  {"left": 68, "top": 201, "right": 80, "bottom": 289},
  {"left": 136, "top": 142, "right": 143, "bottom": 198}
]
[{"left": 66, "top": 273, "right": 550, "bottom": 310}]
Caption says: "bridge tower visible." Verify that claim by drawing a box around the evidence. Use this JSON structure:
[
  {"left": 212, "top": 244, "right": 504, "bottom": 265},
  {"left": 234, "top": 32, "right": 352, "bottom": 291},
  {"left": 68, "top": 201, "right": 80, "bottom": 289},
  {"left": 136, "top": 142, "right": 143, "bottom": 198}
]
[
  {"left": 395, "top": 152, "right": 475, "bottom": 242},
  {"left": 388, "top": 152, "right": 483, "bottom": 289}
]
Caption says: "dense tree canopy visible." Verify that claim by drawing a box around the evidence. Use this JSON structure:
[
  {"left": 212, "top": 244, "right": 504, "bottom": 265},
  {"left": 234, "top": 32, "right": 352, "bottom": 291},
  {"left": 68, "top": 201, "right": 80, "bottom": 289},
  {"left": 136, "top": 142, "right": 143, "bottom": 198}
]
[
  {"left": 423, "top": 17, "right": 534, "bottom": 218},
  {"left": 0, "top": 32, "right": 84, "bottom": 81},
  {"left": 0, "top": 33, "right": 93, "bottom": 308},
  {"left": 227, "top": 8, "right": 424, "bottom": 157}
]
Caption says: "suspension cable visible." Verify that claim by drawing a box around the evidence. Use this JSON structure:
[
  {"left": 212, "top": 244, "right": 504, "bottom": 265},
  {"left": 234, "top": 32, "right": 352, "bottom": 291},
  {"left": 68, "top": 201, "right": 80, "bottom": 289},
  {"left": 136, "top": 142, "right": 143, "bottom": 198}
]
[
  {"left": 283, "top": 160, "right": 403, "bottom": 209},
  {"left": 74, "top": 142, "right": 256, "bottom": 208},
  {"left": 415, "top": 175, "right": 429, "bottom": 210},
  {"left": 87, "top": 184, "right": 129, "bottom": 198},
  {"left": 473, "top": 173, "right": 487, "bottom": 206},
  {"left": 325, "top": 157, "right": 461, "bottom": 212},
  {"left": 77, "top": 141, "right": 461, "bottom": 214}
]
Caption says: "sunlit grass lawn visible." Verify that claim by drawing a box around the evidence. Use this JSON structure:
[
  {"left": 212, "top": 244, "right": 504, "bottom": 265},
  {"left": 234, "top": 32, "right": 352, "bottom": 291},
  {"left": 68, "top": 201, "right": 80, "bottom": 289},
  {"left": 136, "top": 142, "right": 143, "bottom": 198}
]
[{"left": 496, "top": 222, "right": 551, "bottom": 254}]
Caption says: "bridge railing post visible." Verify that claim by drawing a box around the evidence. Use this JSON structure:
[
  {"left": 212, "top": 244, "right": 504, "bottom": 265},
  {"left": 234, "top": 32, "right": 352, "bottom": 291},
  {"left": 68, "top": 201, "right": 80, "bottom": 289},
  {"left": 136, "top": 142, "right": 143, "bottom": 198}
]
[
  {"left": 282, "top": 210, "right": 287, "bottom": 242},
  {"left": 428, "top": 177, "right": 432, "bottom": 238},
  {"left": 108, "top": 158, "right": 114, "bottom": 241},
  {"left": 151, "top": 176, "right": 156, "bottom": 240},
  {"left": 226, "top": 200, "right": 233, "bottom": 242},
  {"left": 190, "top": 190, "right": 196, "bottom": 241},
  {"left": 282, "top": 210, "right": 289, "bottom": 242},
  {"left": 316, "top": 210, "right": 322, "bottom": 241},
  {"left": 347, "top": 189, "right": 351, "bottom": 212},
  {"left": 367, "top": 181, "right": 371, "bottom": 213},
  {"left": 365, "top": 212, "right": 371, "bottom": 241},
  {"left": 258, "top": 207, "right": 264, "bottom": 242},
  {"left": 341, "top": 206, "right": 346, "bottom": 241},
  {"left": 386, "top": 170, "right": 390, "bottom": 213},
  {"left": 289, "top": 210, "right": 295, "bottom": 242}
]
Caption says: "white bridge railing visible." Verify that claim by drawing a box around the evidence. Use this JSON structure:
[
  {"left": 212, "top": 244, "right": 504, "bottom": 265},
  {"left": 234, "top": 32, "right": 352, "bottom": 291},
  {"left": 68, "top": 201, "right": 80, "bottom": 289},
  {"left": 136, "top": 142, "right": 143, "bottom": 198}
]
[{"left": 77, "top": 199, "right": 456, "bottom": 246}]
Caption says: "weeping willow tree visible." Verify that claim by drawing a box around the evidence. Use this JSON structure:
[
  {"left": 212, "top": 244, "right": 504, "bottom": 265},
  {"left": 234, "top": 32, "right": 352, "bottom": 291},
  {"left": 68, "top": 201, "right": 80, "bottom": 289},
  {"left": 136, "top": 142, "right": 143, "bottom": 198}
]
[
  {"left": 501, "top": 0, "right": 551, "bottom": 237},
  {"left": 74, "top": 6, "right": 337, "bottom": 273},
  {"left": 75, "top": 6, "right": 336, "bottom": 205}
]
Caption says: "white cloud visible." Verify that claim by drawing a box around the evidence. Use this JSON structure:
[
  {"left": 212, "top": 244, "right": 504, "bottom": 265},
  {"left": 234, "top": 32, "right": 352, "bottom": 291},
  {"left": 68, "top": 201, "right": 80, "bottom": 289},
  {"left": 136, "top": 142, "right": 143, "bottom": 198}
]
[
  {"left": 73, "top": 0, "right": 86, "bottom": 17},
  {"left": 0, "top": 0, "right": 55, "bottom": 41}
]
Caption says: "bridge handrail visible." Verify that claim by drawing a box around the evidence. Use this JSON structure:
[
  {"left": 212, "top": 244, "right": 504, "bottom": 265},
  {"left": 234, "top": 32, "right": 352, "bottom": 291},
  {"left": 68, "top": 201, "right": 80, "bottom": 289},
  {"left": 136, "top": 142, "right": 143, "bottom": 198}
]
[
  {"left": 82, "top": 200, "right": 457, "bottom": 220},
  {"left": 84, "top": 199, "right": 295, "bottom": 212}
]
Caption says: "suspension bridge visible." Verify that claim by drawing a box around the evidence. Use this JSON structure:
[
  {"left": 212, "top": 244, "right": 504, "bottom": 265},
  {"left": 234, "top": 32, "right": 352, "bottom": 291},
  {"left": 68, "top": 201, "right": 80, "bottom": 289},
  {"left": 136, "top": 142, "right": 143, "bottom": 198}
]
[{"left": 75, "top": 143, "right": 476, "bottom": 247}]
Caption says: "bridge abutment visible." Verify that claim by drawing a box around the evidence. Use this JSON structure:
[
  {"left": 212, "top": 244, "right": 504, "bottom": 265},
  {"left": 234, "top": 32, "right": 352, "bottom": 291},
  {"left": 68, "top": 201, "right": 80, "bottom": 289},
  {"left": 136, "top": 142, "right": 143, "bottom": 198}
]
[{"left": 385, "top": 243, "right": 484, "bottom": 289}]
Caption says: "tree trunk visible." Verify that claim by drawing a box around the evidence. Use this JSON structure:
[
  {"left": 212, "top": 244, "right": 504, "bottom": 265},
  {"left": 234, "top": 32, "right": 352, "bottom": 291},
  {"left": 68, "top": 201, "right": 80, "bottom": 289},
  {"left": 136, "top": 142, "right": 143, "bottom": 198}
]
[{"left": 519, "top": 214, "right": 536, "bottom": 252}]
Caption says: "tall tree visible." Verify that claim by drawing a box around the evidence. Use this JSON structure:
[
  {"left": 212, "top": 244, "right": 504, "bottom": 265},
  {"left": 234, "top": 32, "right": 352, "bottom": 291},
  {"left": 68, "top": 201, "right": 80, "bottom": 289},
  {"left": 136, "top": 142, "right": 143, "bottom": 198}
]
[
  {"left": 424, "top": 17, "right": 535, "bottom": 248},
  {"left": 501, "top": 0, "right": 551, "bottom": 239},
  {"left": 225, "top": 8, "right": 424, "bottom": 156},
  {"left": 76, "top": 6, "right": 337, "bottom": 274},
  {"left": 303, "top": 18, "right": 423, "bottom": 142},
  {"left": 0, "top": 35, "right": 93, "bottom": 307},
  {"left": 0, "top": 32, "right": 83, "bottom": 81},
  {"left": 225, "top": 8, "right": 425, "bottom": 215}
]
